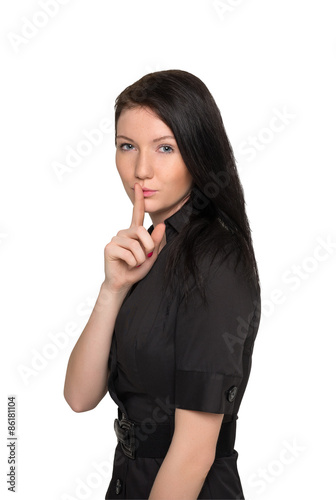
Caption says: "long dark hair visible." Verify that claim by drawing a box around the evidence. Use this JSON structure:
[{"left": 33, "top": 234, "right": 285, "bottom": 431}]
[{"left": 114, "top": 70, "right": 260, "bottom": 307}]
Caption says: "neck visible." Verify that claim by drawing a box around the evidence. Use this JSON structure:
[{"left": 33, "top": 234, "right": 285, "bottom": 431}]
[{"left": 151, "top": 193, "right": 191, "bottom": 229}]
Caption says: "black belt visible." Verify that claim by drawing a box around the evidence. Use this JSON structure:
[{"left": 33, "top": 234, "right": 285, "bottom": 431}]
[{"left": 114, "top": 408, "right": 237, "bottom": 460}]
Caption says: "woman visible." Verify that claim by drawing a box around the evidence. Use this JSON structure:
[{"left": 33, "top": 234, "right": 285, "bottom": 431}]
[{"left": 64, "top": 69, "right": 261, "bottom": 499}]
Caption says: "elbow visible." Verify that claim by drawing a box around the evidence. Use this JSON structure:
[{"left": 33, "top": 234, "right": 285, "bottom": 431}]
[
  {"left": 66, "top": 400, "right": 87, "bottom": 413},
  {"left": 63, "top": 389, "right": 94, "bottom": 413},
  {"left": 64, "top": 394, "right": 83, "bottom": 413},
  {"left": 65, "top": 397, "right": 93, "bottom": 413},
  {"left": 63, "top": 380, "right": 108, "bottom": 412}
]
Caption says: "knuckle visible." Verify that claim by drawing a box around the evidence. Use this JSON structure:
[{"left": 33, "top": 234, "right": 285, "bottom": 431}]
[
  {"left": 124, "top": 247, "right": 136, "bottom": 262},
  {"left": 129, "top": 239, "right": 140, "bottom": 251},
  {"left": 104, "top": 240, "right": 117, "bottom": 255},
  {"left": 126, "top": 252, "right": 137, "bottom": 267},
  {"left": 120, "top": 248, "right": 129, "bottom": 262},
  {"left": 106, "top": 238, "right": 116, "bottom": 248}
]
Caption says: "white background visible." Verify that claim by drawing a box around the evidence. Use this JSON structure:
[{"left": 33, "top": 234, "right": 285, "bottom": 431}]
[{"left": 1, "top": 0, "right": 335, "bottom": 498}]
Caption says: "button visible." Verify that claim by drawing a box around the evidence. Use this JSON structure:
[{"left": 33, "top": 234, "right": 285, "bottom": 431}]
[
  {"left": 227, "top": 386, "right": 238, "bottom": 403},
  {"left": 115, "top": 478, "right": 122, "bottom": 495}
]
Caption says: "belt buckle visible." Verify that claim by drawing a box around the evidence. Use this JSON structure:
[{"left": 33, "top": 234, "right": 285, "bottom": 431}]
[{"left": 114, "top": 414, "right": 136, "bottom": 459}]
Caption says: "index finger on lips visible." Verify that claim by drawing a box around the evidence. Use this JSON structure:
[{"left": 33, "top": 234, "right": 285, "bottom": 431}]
[{"left": 130, "top": 183, "right": 145, "bottom": 228}]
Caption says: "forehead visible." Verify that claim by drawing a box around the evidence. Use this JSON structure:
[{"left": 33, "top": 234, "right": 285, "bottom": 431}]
[{"left": 117, "top": 106, "right": 174, "bottom": 137}]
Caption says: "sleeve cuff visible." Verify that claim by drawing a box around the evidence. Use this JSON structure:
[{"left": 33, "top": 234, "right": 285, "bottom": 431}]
[{"left": 175, "top": 370, "right": 242, "bottom": 414}]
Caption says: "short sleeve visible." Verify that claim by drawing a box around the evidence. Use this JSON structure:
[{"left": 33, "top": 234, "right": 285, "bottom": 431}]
[{"left": 174, "top": 253, "right": 258, "bottom": 414}]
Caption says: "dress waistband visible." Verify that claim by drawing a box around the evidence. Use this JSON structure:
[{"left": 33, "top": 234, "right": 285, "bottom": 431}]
[{"left": 114, "top": 407, "right": 237, "bottom": 460}]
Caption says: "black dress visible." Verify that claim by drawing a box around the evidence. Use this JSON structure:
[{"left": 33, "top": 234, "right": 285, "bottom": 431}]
[{"left": 105, "top": 197, "right": 261, "bottom": 499}]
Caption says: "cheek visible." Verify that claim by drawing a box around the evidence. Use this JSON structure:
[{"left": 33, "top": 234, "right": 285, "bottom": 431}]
[
  {"left": 162, "top": 166, "right": 192, "bottom": 191},
  {"left": 176, "top": 166, "right": 193, "bottom": 189},
  {"left": 115, "top": 154, "right": 130, "bottom": 179}
]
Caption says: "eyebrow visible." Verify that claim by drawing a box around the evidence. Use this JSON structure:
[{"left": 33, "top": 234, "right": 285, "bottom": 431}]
[{"left": 116, "top": 135, "right": 176, "bottom": 143}]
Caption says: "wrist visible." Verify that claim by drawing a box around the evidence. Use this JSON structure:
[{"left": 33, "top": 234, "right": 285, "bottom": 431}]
[{"left": 100, "top": 281, "right": 130, "bottom": 301}]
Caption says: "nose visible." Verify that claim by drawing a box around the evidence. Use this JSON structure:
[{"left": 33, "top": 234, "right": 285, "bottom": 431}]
[{"left": 134, "top": 150, "right": 153, "bottom": 179}]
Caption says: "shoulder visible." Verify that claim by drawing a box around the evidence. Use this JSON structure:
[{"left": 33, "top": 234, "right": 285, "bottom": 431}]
[
  {"left": 181, "top": 244, "right": 258, "bottom": 309},
  {"left": 198, "top": 243, "right": 252, "bottom": 289}
]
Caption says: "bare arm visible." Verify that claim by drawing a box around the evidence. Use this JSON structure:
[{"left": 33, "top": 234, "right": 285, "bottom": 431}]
[
  {"left": 63, "top": 183, "right": 166, "bottom": 413},
  {"left": 63, "top": 283, "right": 129, "bottom": 412},
  {"left": 148, "top": 409, "right": 224, "bottom": 500}
]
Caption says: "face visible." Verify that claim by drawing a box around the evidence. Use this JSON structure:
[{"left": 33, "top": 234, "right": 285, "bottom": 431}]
[{"left": 115, "top": 106, "right": 194, "bottom": 226}]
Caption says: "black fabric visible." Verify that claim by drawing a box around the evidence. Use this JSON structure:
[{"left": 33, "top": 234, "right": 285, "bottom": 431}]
[
  {"left": 105, "top": 196, "right": 261, "bottom": 499},
  {"left": 114, "top": 408, "right": 237, "bottom": 459}
]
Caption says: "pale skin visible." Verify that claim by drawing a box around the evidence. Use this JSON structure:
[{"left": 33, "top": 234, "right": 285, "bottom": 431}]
[{"left": 64, "top": 106, "right": 224, "bottom": 499}]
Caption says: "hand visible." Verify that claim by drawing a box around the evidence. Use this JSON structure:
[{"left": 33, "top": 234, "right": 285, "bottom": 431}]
[{"left": 103, "top": 183, "right": 166, "bottom": 293}]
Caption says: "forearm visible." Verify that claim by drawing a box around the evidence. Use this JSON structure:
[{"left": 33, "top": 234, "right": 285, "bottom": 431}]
[
  {"left": 148, "top": 449, "right": 211, "bottom": 500},
  {"left": 63, "top": 282, "right": 129, "bottom": 412}
]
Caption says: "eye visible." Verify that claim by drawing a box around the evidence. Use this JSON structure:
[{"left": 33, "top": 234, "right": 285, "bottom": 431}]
[
  {"left": 119, "top": 143, "right": 134, "bottom": 151},
  {"left": 159, "top": 145, "right": 174, "bottom": 153}
]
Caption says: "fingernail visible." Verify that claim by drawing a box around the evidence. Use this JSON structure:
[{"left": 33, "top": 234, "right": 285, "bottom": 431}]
[
  {"left": 147, "top": 252, "right": 153, "bottom": 258},
  {"left": 136, "top": 264, "right": 141, "bottom": 267}
]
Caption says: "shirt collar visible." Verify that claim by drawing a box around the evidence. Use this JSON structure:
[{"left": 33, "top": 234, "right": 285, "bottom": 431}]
[{"left": 147, "top": 196, "right": 194, "bottom": 243}]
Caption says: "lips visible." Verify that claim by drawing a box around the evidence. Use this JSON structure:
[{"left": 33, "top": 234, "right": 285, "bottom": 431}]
[{"left": 132, "top": 187, "right": 157, "bottom": 192}]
